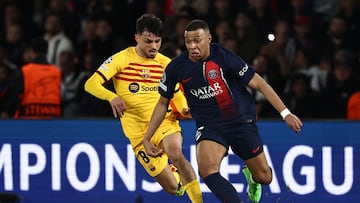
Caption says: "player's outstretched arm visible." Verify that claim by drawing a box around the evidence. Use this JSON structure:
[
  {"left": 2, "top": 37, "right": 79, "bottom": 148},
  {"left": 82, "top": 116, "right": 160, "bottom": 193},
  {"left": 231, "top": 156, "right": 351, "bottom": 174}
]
[
  {"left": 248, "top": 73, "right": 303, "bottom": 133},
  {"left": 143, "top": 96, "right": 170, "bottom": 157}
]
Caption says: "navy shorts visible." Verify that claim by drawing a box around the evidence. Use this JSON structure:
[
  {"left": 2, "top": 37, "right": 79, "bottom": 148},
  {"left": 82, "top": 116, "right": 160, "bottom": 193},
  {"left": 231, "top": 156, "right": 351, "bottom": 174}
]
[{"left": 195, "top": 122, "right": 263, "bottom": 160}]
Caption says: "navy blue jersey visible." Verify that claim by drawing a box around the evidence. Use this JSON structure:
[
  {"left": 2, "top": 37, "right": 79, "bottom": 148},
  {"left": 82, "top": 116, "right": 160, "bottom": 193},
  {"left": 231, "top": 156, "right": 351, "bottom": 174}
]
[{"left": 159, "top": 44, "right": 257, "bottom": 126}]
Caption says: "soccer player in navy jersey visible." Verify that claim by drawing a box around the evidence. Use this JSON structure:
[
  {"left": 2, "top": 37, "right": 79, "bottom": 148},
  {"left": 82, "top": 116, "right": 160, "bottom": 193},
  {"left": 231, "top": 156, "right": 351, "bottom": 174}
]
[{"left": 143, "top": 19, "right": 303, "bottom": 203}]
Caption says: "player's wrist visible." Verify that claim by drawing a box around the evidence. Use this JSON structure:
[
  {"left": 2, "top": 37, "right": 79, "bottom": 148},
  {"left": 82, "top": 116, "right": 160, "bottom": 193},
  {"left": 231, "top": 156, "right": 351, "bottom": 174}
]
[{"left": 280, "top": 108, "right": 291, "bottom": 120}]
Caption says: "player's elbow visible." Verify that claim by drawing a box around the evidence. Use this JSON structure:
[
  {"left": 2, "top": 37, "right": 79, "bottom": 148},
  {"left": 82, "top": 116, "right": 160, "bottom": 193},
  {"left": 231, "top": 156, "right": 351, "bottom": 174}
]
[
  {"left": 84, "top": 75, "right": 98, "bottom": 94},
  {"left": 84, "top": 78, "right": 90, "bottom": 93}
]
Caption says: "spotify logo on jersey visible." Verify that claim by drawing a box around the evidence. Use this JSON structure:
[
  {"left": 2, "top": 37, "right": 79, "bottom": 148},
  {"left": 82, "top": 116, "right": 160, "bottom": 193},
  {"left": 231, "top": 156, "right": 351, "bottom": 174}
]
[{"left": 128, "top": 83, "right": 140, "bottom": 93}]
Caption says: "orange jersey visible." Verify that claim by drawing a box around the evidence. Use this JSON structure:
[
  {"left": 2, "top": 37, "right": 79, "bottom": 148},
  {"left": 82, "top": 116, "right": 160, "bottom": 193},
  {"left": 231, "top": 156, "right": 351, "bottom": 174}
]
[
  {"left": 347, "top": 91, "right": 360, "bottom": 120},
  {"left": 16, "top": 63, "right": 61, "bottom": 118}
]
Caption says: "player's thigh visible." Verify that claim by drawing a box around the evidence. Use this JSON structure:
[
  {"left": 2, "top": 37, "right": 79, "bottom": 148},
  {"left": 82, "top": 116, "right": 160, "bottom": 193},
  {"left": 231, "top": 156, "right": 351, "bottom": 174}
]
[
  {"left": 230, "top": 122, "right": 264, "bottom": 160},
  {"left": 152, "top": 118, "right": 182, "bottom": 147},
  {"left": 161, "top": 131, "right": 183, "bottom": 156},
  {"left": 196, "top": 140, "right": 227, "bottom": 176},
  {"left": 244, "top": 152, "right": 272, "bottom": 183}
]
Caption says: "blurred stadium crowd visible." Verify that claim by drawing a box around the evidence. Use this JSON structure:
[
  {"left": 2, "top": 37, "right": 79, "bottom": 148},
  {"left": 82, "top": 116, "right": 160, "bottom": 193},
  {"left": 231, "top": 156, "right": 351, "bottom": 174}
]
[{"left": 0, "top": 0, "right": 359, "bottom": 119}]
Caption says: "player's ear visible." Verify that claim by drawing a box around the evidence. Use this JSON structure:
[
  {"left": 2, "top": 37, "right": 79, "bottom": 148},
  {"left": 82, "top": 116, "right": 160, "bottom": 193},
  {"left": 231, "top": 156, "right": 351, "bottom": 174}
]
[
  {"left": 208, "top": 34, "right": 212, "bottom": 43},
  {"left": 134, "top": 34, "right": 140, "bottom": 43}
]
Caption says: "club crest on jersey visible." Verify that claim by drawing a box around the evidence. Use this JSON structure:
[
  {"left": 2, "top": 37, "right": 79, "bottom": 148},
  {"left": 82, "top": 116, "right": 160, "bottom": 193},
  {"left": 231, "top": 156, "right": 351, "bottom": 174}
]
[
  {"left": 128, "top": 82, "right": 140, "bottom": 93},
  {"left": 208, "top": 70, "right": 218, "bottom": 79},
  {"left": 141, "top": 69, "right": 151, "bottom": 78}
]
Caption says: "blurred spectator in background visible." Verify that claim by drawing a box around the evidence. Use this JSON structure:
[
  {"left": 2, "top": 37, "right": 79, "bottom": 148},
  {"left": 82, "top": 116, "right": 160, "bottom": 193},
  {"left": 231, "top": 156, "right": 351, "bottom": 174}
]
[
  {"left": 1, "top": 37, "right": 62, "bottom": 119},
  {"left": 290, "top": 48, "right": 324, "bottom": 92},
  {"left": 0, "top": 43, "right": 17, "bottom": 71},
  {"left": 234, "top": 10, "right": 262, "bottom": 62},
  {"left": 0, "top": 62, "right": 17, "bottom": 118},
  {"left": 84, "top": 0, "right": 129, "bottom": 42},
  {"left": 247, "top": 0, "right": 276, "bottom": 43},
  {"left": 163, "top": 5, "right": 196, "bottom": 44},
  {"left": 293, "top": 16, "right": 317, "bottom": 55},
  {"left": 313, "top": 0, "right": 339, "bottom": 21},
  {"left": 42, "top": 0, "right": 82, "bottom": 44},
  {"left": 3, "top": 23, "right": 27, "bottom": 67},
  {"left": 213, "top": 19, "right": 236, "bottom": 46},
  {"left": 280, "top": 0, "right": 311, "bottom": 21},
  {"left": 282, "top": 72, "right": 322, "bottom": 118},
  {"left": 315, "top": 54, "right": 333, "bottom": 91},
  {"left": 322, "top": 49, "right": 358, "bottom": 118},
  {"left": 222, "top": 37, "right": 239, "bottom": 53},
  {"left": 0, "top": 1, "right": 40, "bottom": 43},
  {"left": 60, "top": 50, "right": 89, "bottom": 117},
  {"left": 160, "top": 41, "right": 181, "bottom": 59},
  {"left": 165, "top": 14, "right": 192, "bottom": 51},
  {"left": 251, "top": 54, "right": 285, "bottom": 118},
  {"left": 280, "top": 0, "right": 326, "bottom": 40},
  {"left": 43, "top": 13, "right": 74, "bottom": 68},
  {"left": 145, "top": 0, "right": 166, "bottom": 21},
  {"left": 206, "top": 0, "right": 237, "bottom": 34},
  {"left": 171, "top": 0, "right": 209, "bottom": 17},
  {"left": 317, "top": 14, "right": 359, "bottom": 61},
  {"left": 75, "top": 17, "right": 97, "bottom": 72},
  {"left": 336, "top": 0, "right": 360, "bottom": 36},
  {"left": 90, "top": 16, "right": 129, "bottom": 72},
  {"left": 260, "top": 18, "right": 296, "bottom": 78}
]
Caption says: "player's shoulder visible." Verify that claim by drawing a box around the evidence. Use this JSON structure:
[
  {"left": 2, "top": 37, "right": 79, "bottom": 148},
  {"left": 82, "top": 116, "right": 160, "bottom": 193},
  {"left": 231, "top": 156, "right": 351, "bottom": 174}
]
[
  {"left": 106, "top": 47, "right": 135, "bottom": 63},
  {"left": 155, "top": 52, "right": 171, "bottom": 64},
  {"left": 168, "top": 52, "right": 188, "bottom": 65},
  {"left": 115, "top": 47, "right": 135, "bottom": 58},
  {"left": 212, "top": 43, "right": 235, "bottom": 56}
]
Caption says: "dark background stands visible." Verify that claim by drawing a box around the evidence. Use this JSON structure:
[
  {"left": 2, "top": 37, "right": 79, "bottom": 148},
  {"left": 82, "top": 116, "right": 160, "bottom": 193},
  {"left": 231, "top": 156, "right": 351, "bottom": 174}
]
[{"left": 0, "top": 0, "right": 359, "bottom": 119}]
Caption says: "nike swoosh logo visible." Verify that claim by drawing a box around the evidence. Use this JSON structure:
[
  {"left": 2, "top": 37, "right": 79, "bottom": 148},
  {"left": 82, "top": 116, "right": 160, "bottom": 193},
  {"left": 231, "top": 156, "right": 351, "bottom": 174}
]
[
  {"left": 252, "top": 146, "right": 260, "bottom": 154},
  {"left": 181, "top": 77, "right": 192, "bottom": 83}
]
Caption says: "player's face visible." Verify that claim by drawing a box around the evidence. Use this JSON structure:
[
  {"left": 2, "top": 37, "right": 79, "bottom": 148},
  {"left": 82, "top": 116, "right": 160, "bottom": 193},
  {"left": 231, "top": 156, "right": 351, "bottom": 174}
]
[
  {"left": 184, "top": 28, "right": 211, "bottom": 62},
  {"left": 135, "top": 31, "right": 162, "bottom": 59}
]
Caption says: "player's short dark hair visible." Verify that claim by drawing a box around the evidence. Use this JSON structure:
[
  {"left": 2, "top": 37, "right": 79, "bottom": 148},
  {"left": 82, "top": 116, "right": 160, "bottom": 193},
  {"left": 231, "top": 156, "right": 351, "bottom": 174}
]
[
  {"left": 185, "top": 19, "right": 210, "bottom": 32},
  {"left": 136, "top": 13, "right": 163, "bottom": 37},
  {"left": 29, "top": 37, "right": 48, "bottom": 55}
]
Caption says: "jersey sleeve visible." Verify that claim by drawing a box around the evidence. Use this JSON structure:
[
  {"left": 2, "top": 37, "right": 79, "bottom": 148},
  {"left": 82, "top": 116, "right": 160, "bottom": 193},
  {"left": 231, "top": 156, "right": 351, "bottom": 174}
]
[
  {"left": 84, "top": 73, "right": 118, "bottom": 102},
  {"left": 222, "top": 47, "right": 255, "bottom": 85},
  {"left": 96, "top": 53, "right": 125, "bottom": 80},
  {"left": 84, "top": 52, "right": 124, "bottom": 102},
  {"left": 159, "top": 62, "right": 177, "bottom": 99}
]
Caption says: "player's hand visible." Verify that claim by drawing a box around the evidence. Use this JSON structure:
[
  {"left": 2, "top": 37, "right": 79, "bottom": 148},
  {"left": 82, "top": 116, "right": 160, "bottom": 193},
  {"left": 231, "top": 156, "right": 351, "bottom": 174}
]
[
  {"left": 181, "top": 107, "right": 192, "bottom": 119},
  {"left": 143, "top": 138, "right": 163, "bottom": 157},
  {"left": 284, "top": 114, "right": 303, "bottom": 133},
  {"left": 110, "top": 97, "right": 127, "bottom": 118}
]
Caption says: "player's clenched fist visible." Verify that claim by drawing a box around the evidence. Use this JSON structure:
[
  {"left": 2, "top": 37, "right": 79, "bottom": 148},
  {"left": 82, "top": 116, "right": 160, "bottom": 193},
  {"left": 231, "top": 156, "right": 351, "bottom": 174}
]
[{"left": 143, "top": 138, "right": 163, "bottom": 157}]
